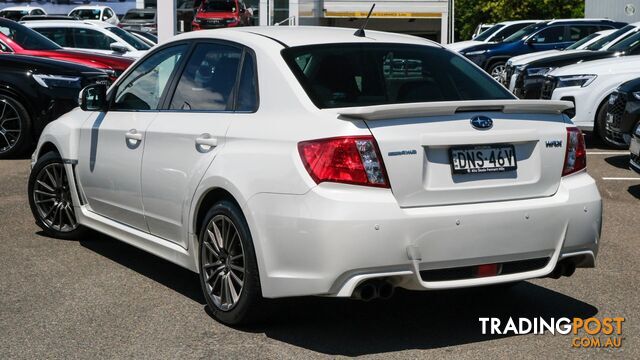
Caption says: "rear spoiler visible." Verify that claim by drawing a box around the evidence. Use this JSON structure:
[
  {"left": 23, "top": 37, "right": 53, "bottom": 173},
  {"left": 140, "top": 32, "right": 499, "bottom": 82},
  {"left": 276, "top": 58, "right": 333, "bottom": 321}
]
[{"left": 337, "top": 100, "right": 574, "bottom": 121}]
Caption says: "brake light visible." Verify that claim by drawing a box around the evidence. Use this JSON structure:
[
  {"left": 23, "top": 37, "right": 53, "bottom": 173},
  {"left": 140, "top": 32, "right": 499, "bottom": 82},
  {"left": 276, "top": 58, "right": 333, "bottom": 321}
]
[
  {"left": 298, "top": 136, "right": 389, "bottom": 188},
  {"left": 562, "top": 127, "right": 586, "bottom": 176}
]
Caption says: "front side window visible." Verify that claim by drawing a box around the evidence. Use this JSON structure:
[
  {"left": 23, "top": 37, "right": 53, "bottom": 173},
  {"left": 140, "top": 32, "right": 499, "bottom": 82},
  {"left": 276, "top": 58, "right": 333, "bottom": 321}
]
[
  {"left": 530, "top": 26, "right": 565, "bottom": 44},
  {"left": 282, "top": 43, "right": 513, "bottom": 109},
  {"left": 170, "top": 43, "right": 242, "bottom": 111},
  {"left": 113, "top": 45, "right": 187, "bottom": 111}
]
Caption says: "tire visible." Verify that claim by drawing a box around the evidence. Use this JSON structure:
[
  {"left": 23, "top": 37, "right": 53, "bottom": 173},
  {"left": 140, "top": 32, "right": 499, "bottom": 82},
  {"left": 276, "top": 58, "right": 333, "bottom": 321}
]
[
  {"left": 595, "top": 100, "right": 628, "bottom": 149},
  {"left": 0, "top": 94, "right": 32, "bottom": 159},
  {"left": 198, "top": 200, "right": 268, "bottom": 325},
  {"left": 488, "top": 61, "right": 506, "bottom": 82},
  {"left": 28, "top": 151, "right": 87, "bottom": 240}
]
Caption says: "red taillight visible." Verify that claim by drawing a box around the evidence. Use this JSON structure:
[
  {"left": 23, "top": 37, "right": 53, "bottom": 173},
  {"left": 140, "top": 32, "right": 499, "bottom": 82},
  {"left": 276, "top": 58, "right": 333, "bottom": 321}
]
[
  {"left": 298, "top": 136, "right": 389, "bottom": 188},
  {"left": 562, "top": 127, "right": 587, "bottom": 176}
]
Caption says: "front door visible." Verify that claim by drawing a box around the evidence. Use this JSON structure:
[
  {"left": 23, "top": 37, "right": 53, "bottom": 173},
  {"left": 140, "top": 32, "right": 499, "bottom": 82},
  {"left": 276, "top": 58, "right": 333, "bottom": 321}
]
[
  {"left": 76, "top": 44, "right": 188, "bottom": 231},
  {"left": 141, "top": 42, "right": 257, "bottom": 247}
]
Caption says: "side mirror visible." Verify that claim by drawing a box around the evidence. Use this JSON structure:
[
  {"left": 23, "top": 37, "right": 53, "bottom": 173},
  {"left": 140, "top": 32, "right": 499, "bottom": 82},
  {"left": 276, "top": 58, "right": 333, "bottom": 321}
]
[
  {"left": 525, "top": 37, "right": 535, "bottom": 45},
  {"left": 79, "top": 84, "right": 108, "bottom": 112},
  {"left": 110, "top": 42, "right": 128, "bottom": 53}
]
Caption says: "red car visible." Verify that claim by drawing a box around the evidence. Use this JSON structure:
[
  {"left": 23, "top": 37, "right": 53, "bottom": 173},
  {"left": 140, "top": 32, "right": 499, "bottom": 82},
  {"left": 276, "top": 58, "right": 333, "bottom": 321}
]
[
  {"left": 192, "top": 0, "right": 253, "bottom": 30},
  {"left": 0, "top": 18, "right": 133, "bottom": 80}
]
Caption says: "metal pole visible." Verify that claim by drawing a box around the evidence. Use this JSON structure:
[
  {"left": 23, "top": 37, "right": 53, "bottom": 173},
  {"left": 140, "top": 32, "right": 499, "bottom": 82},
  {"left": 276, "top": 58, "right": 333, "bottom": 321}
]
[{"left": 157, "top": 0, "right": 177, "bottom": 43}]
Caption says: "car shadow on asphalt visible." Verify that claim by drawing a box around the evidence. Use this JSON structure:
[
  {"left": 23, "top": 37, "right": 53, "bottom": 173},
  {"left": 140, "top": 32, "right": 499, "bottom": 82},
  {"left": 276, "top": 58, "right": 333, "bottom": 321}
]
[
  {"left": 240, "top": 284, "right": 598, "bottom": 356},
  {"left": 628, "top": 184, "right": 640, "bottom": 199},
  {"left": 72, "top": 232, "right": 598, "bottom": 356},
  {"left": 604, "top": 155, "right": 631, "bottom": 170},
  {"left": 76, "top": 232, "right": 206, "bottom": 305}
]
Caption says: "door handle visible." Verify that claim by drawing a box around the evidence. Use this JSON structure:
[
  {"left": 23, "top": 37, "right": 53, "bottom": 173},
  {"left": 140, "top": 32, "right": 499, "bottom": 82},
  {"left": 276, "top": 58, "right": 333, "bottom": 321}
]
[
  {"left": 125, "top": 129, "right": 143, "bottom": 141},
  {"left": 125, "top": 129, "right": 143, "bottom": 149},
  {"left": 195, "top": 134, "right": 218, "bottom": 152}
]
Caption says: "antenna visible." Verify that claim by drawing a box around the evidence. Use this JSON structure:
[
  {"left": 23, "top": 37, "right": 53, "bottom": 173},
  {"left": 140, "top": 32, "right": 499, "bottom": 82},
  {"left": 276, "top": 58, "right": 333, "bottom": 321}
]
[{"left": 354, "top": 4, "right": 375, "bottom": 37}]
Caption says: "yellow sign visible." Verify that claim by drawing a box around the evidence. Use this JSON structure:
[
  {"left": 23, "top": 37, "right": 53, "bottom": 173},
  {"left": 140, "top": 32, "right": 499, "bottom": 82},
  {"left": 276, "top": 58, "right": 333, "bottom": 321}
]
[{"left": 324, "top": 11, "right": 442, "bottom": 19}]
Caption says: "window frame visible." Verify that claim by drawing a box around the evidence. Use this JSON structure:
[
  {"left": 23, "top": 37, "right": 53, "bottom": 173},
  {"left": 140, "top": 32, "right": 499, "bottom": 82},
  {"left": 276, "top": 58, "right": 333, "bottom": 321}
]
[
  {"left": 106, "top": 41, "right": 193, "bottom": 113},
  {"left": 158, "top": 39, "right": 260, "bottom": 114}
]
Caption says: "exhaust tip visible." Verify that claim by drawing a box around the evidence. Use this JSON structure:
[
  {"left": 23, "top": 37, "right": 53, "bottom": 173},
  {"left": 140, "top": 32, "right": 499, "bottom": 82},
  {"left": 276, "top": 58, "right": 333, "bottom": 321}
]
[
  {"left": 352, "top": 282, "right": 378, "bottom": 301},
  {"left": 377, "top": 281, "right": 395, "bottom": 300}
]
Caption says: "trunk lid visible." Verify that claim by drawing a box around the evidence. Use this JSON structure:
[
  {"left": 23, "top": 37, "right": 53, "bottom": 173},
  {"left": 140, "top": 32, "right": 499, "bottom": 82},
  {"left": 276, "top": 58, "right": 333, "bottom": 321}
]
[{"left": 338, "top": 100, "right": 572, "bottom": 208}]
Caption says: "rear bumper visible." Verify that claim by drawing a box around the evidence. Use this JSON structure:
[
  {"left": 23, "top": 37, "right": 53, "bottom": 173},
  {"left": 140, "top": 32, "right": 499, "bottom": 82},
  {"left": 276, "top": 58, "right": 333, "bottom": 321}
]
[{"left": 247, "top": 172, "right": 602, "bottom": 298}]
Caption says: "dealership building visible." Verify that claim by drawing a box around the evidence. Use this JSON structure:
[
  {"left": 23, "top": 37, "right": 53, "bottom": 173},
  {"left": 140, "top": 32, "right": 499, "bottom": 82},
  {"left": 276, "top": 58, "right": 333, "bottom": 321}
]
[{"left": 149, "top": 0, "right": 452, "bottom": 44}]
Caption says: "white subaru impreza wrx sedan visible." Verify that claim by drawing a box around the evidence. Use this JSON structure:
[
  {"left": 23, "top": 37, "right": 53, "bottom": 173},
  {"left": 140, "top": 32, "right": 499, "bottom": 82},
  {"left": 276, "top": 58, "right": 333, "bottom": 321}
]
[{"left": 27, "top": 26, "right": 602, "bottom": 325}]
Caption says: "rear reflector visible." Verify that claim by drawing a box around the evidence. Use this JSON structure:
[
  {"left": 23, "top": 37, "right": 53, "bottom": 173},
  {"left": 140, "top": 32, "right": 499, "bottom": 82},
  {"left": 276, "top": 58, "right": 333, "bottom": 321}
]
[
  {"left": 562, "top": 127, "right": 586, "bottom": 176},
  {"left": 474, "top": 264, "right": 500, "bottom": 278},
  {"left": 298, "top": 136, "right": 389, "bottom": 188}
]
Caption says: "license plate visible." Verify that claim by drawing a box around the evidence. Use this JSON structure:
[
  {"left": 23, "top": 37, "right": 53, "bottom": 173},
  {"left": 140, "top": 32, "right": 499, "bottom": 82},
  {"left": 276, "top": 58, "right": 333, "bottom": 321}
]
[{"left": 449, "top": 144, "right": 517, "bottom": 174}]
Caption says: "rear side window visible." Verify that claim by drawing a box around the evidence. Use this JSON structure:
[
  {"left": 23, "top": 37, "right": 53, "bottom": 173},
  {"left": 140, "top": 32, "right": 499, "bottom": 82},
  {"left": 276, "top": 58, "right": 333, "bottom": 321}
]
[
  {"left": 568, "top": 25, "right": 600, "bottom": 41},
  {"left": 72, "top": 28, "right": 114, "bottom": 50},
  {"left": 169, "top": 43, "right": 243, "bottom": 111},
  {"left": 282, "top": 43, "right": 514, "bottom": 109}
]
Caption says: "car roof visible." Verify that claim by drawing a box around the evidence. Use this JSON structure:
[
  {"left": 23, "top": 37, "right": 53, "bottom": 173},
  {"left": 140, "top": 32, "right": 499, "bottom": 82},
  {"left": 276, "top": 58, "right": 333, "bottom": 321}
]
[
  {"left": 70, "top": 6, "right": 110, "bottom": 11},
  {"left": 126, "top": 8, "right": 156, "bottom": 13},
  {"left": 546, "top": 18, "right": 620, "bottom": 24},
  {"left": 175, "top": 26, "right": 441, "bottom": 48},
  {"left": 23, "top": 20, "right": 114, "bottom": 29},
  {"left": 497, "top": 20, "right": 542, "bottom": 26},
  {"left": 0, "top": 6, "right": 44, "bottom": 12}
]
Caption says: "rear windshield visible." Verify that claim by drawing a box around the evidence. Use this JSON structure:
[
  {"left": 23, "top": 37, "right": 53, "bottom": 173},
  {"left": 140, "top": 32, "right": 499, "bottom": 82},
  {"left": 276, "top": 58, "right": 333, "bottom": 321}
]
[
  {"left": 70, "top": 9, "right": 101, "bottom": 20},
  {"left": 282, "top": 43, "right": 514, "bottom": 109},
  {"left": 0, "top": 10, "right": 29, "bottom": 22},
  {"left": 473, "top": 24, "right": 504, "bottom": 41},
  {"left": 0, "top": 20, "right": 60, "bottom": 50},
  {"left": 107, "top": 27, "right": 150, "bottom": 50},
  {"left": 586, "top": 25, "right": 635, "bottom": 50},
  {"left": 124, "top": 11, "right": 155, "bottom": 20}
]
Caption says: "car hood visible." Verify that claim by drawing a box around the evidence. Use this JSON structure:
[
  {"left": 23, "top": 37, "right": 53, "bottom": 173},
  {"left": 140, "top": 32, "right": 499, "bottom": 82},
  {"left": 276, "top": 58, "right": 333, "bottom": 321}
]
[
  {"left": 549, "top": 54, "right": 640, "bottom": 76},
  {"left": 445, "top": 40, "right": 484, "bottom": 52},
  {"left": 196, "top": 11, "right": 237, "bottom": 18},
  {"left": 0, "top": 53, "right": 102, "bottom": 75},
  {"left": 508, "top": 50, "right": 565, "bottom": 66},
  {"left": 526, "top": 50, "right": 614, "bottom": 69}
]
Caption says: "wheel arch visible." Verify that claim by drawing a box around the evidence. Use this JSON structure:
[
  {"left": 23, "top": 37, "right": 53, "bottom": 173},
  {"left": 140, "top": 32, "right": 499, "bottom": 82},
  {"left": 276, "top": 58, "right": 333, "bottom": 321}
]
[{"left": 0, "top": 83, "right": 37, "bottom": 134}]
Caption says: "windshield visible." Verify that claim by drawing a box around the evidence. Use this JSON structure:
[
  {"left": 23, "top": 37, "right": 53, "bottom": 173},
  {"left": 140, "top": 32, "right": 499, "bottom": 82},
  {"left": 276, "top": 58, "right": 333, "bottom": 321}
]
[
  {"left": 474, "top": 24, "right": 504, "bottom": 41},
  {"left": 107, "top": 27, "right": 150, "bottom": 50},
  {"left": 608, "top": 30, "right": 640, "bottom": 52},
  {"left": 565, "top": 32, "right": 600, "bottom": 50},
  {"left": 282, "top": 43, "right": 514, "bottom": 109},
  {"left": 203, "top": 0, "right": 237, "bottom": 12},
  {"left": 0, "top": 10, "right": 29, "bottom": 22},
  {"left": 124, "top": 11, "right": 155, "bottom": 20},
  {"left": 503, "top": 23, "right": 546, "bottom": 43},
  {"left": 0, "top": 19, "right": 60, "bottom": 50},
  {"left": 70, "top": 9, "right": 101, "bottom": 20},
  {"left": 586, "top": 25, "right": 635, "bottom": 50}
]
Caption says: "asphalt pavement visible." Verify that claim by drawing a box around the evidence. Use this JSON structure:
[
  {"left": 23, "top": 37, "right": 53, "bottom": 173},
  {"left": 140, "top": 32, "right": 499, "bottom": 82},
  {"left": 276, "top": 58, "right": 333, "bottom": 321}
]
[{"left": 0, "top": 138, "right": 638, "bottom": 359}]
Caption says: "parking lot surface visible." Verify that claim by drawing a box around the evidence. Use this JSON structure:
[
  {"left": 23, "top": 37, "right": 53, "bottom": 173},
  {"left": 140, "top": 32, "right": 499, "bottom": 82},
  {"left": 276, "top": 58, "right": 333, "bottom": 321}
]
[{"left": 0, "top": 140, "right": 638, "bottom": 359}]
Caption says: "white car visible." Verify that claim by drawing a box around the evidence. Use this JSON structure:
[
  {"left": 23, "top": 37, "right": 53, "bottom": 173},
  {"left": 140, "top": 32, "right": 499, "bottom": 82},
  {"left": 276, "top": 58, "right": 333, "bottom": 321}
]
[
  {"left": 506, "top": 29, "right": 616, "bottom": 68},
  {"left": 545, "top": 55, "right": 640, "bottom": 144},
  {"left": 0, "top": 6, "right": 46, "bottom": 21},
  {"left": 447, "top": 20, "right": 541, "bottom": 52},
  {"left": 69, "top": 6, "right": 119, "bottom": 26},
  {"left": 27, "top": 26, "right": 602, "bottom": 325},
  {"left": 23, "top": 20, "right": 149, "bottom": 59}
]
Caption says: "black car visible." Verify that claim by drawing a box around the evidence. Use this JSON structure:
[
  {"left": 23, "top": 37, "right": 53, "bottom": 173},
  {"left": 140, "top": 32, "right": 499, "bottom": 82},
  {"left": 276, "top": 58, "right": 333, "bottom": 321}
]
[
  {"left": 630, "top": 126, "right": 640, "bottom": 174},
  {"left": 510, "top": 26, "right": 640, "bottom": 99},
  {"left": 459, "top": 19, "right": 626, "bottom": 79},
  {"left": 0, "top": 54, "right": 107, "bottom": 158},
  {"left": 605, "top": 78, "right": 640, "bottom": 149}
]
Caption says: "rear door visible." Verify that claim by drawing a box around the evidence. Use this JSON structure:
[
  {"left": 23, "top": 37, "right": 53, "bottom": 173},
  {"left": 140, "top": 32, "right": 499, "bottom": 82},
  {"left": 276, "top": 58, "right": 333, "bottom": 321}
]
[{"left": 140, "top": 41, "right": 257, "bottom": 247}]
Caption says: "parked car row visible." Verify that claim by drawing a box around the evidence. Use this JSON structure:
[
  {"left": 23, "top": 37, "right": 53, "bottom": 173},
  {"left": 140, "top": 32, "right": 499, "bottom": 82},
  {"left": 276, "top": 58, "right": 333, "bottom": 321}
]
[{"left": 453, "top": 17, "right": 640, "bottom": 172}]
